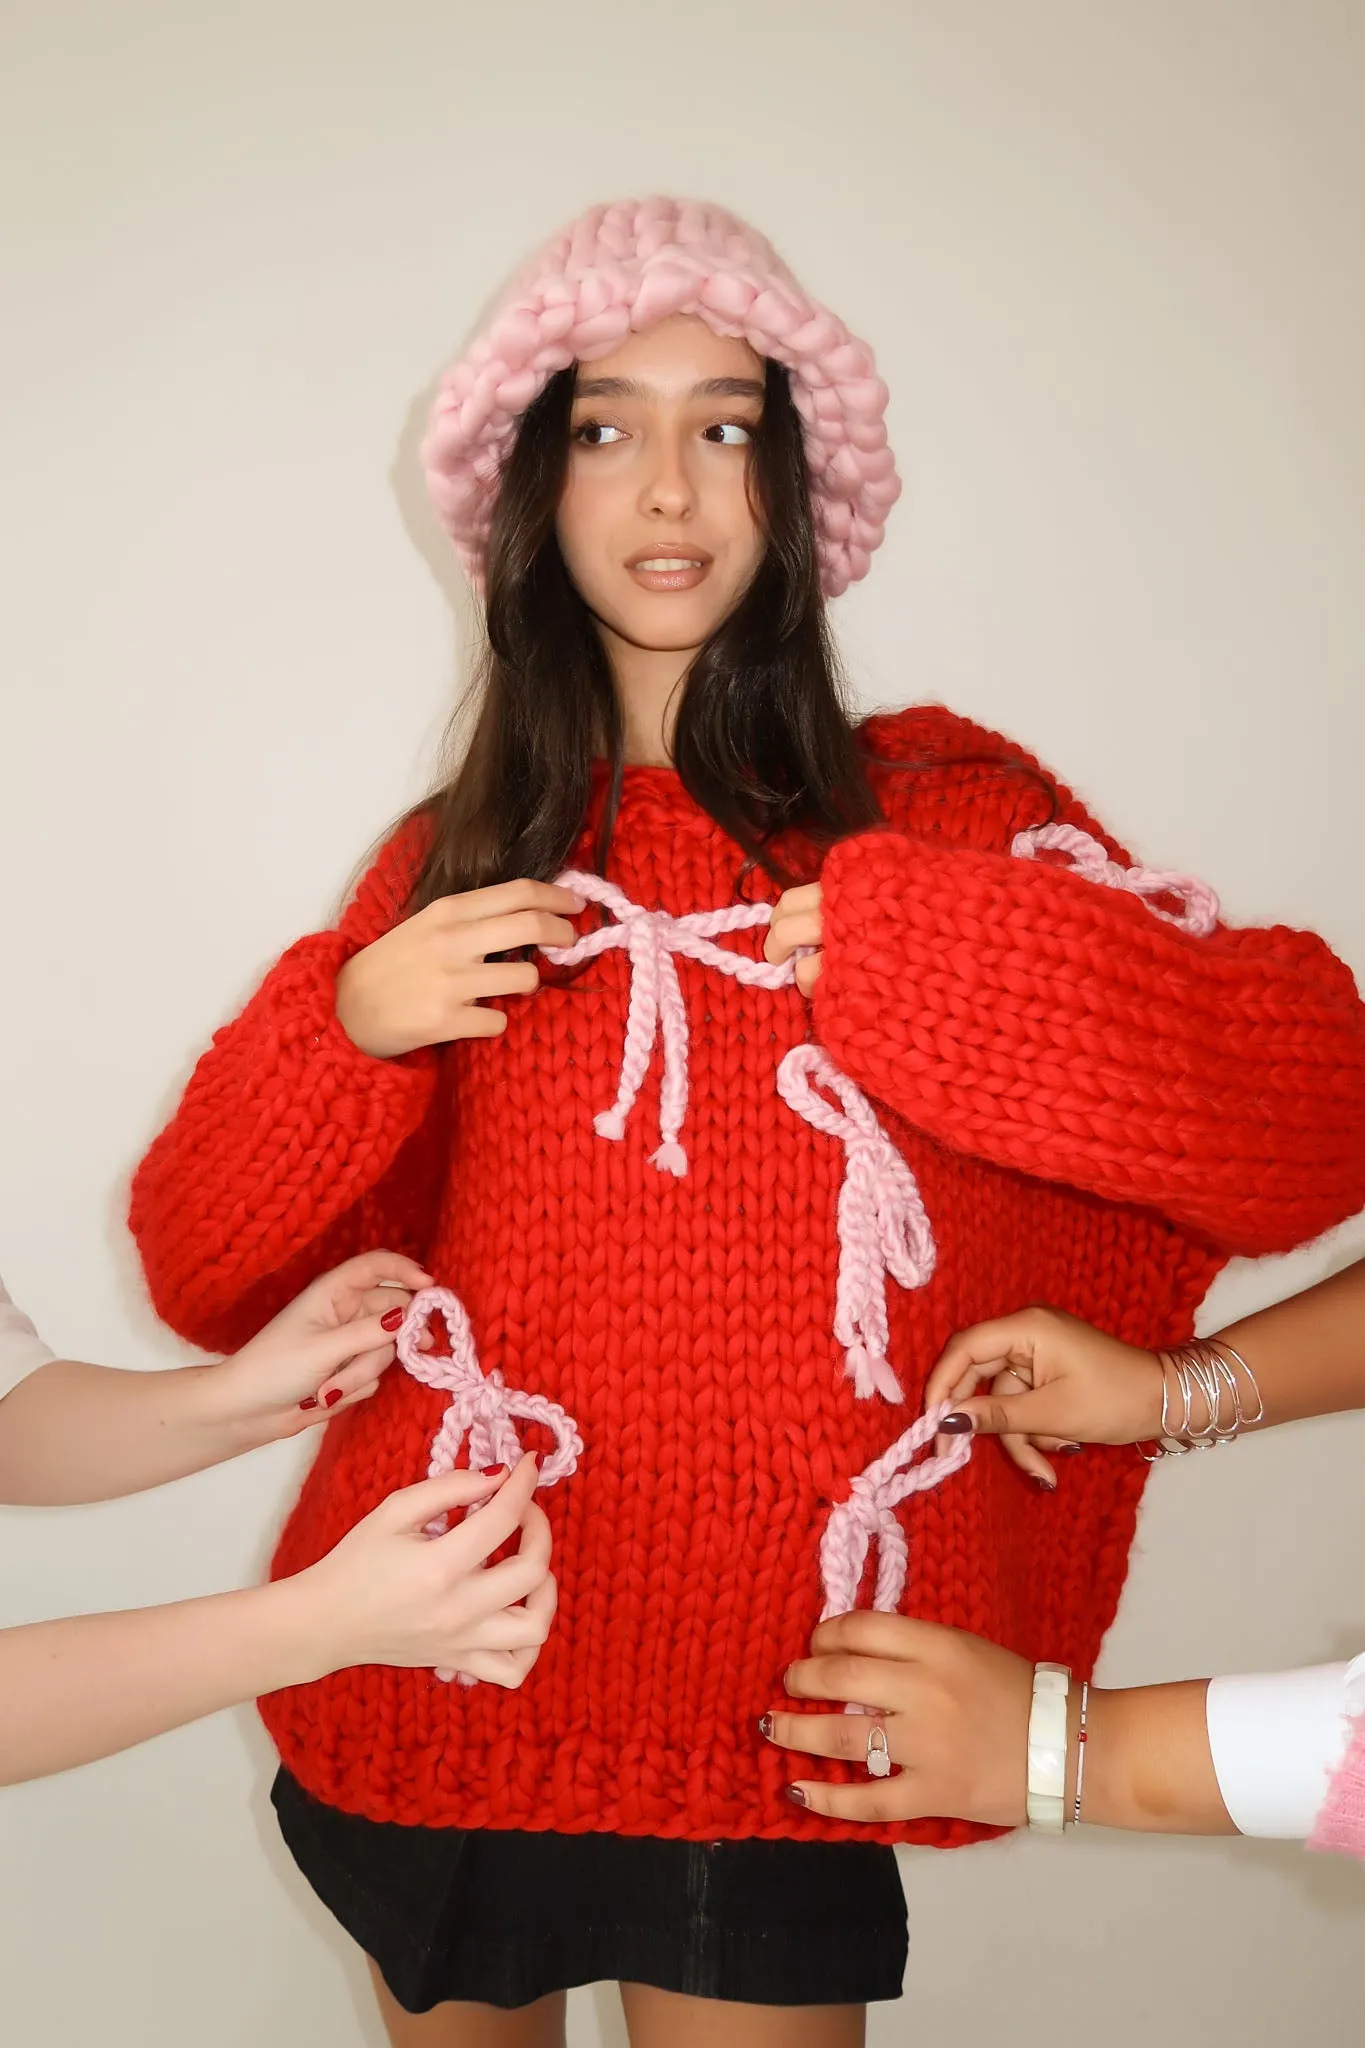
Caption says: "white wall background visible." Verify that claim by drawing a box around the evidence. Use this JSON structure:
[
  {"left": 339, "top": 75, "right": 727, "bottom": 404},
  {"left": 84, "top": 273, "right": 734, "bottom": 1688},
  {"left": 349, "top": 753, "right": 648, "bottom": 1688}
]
[{"left": 2, "top": 2, "right": 1363, "bottom": 2042}]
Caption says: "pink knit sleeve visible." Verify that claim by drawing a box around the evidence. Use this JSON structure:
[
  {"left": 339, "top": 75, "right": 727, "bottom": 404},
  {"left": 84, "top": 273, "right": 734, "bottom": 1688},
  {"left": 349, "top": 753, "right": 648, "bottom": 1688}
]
[{"left": 1309, "top": 1710, "right": 1365, "bottom": 1859}]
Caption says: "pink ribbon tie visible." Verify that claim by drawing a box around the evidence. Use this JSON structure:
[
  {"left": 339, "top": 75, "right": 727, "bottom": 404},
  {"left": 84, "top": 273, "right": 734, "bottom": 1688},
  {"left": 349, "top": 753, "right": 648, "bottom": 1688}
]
[
  {"left": 819, "top": 1407, "right": 972, "bottom": 1619},
  {"left": 396, "top": 1286, "right": 582, "bottom": 1683},
  {"left": 777, "top": 1043, "right": 935, "bottom": 1402},
  {"left": 1012, "top": 824, "right": 1219, "bottom": 936},
  {"left": 542, "top": 869, "right": 797, "bottom": 1176}
]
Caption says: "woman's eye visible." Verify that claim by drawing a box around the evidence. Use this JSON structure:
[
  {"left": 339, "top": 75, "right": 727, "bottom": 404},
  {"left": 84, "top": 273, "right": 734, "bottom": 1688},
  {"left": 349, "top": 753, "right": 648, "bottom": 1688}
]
[
  {"left": 574, "top": 421, "right": 626, "bottom": 446},
  {"left": 704, "top": 421, "right": 755, "bottom": 446}
]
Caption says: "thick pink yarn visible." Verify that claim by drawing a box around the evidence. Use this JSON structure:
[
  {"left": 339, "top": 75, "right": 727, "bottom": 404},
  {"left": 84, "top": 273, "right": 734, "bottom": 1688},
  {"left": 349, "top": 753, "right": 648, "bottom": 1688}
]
[
  {"left": 819, "top": 1409, "right": 973, "bottom": 1620},
  {"left": 776, "top": 1042, "right": 936, "bottom": 1403},
  {"left": 421, "top": 196, "right": 901, "bottom": 598},
  {"left": 1012, "top": 824, "right": 1220, "bottom": 937},
  {"left": 396, "top": 1285, "right": 583, "bottom": 1683}
]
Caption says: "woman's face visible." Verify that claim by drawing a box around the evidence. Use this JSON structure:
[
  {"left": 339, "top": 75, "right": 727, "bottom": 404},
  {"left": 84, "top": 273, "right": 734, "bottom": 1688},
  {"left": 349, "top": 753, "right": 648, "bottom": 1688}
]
[{"left": 555, "top": 315, "right": 767, "bottom": 672}]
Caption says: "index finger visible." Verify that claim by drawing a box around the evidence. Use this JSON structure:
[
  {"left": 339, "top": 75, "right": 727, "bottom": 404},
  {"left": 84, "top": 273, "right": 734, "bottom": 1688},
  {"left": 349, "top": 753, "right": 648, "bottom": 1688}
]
[
  {"left": 809, "top": 1612, "right": 941, "bottom": 1663},
  {"left": 783, "top": 1652, "right": 905, "bottom": 1713},
  {"left": 772, "top": 883, "right": 821, "bottom": 916},
  {"left": 321, "top": 1251, "right": 434, "bottom": 1300},
  {"left": 438, "top": 879, "right": 586, "bottom": 923},
  {"left": 922, "top": 1315, "right": 1040, "bottom": 1413}
]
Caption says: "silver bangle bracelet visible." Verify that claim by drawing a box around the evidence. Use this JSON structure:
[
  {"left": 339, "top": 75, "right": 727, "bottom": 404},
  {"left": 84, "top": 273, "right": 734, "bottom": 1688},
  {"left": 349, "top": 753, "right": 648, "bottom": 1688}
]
[{"left": 1142, "top": 1338, "right": 1264, "bottom": 1459}]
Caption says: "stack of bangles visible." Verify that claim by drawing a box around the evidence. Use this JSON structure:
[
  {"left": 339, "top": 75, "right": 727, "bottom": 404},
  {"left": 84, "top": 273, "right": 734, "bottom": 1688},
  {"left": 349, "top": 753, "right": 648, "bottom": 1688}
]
[
  {"left": 1027, "top": 1338, "right": 1265, "bottom": 1831},
  {"left": 1142, "top": 1335, "right": 1265, "bottom": 1460}
]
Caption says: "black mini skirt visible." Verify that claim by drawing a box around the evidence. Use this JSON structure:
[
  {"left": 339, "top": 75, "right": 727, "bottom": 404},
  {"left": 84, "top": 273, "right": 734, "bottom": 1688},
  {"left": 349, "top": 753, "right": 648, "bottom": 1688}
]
[{"left": 272, "top": 1769, "right": 907, "bottom": 2014}]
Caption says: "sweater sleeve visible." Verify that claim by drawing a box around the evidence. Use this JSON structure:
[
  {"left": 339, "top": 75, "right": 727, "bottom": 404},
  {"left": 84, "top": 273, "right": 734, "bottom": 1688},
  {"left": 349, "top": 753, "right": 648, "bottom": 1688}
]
[
  {"left": 129, "top": 816, "right": 448, "bottom": 1352},
  {"left": 1309, "top": 1663, "right": 1365, "bottom": 1859},
  {"left": 813, "top": 784, "right": 1365, "bottom": 1258}
]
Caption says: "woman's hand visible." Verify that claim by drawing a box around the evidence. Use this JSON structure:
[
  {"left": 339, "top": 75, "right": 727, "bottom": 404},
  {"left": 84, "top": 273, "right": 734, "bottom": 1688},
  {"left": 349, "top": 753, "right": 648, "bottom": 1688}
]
[
  {"left": 763, "top": 1612, "right": 1032, "bottom": 1826},
  {"left": 297, "top": 1453, "right": 557, "bottom": 1687},
  {"left": 212, "top": 1250, "right": 431, "bottom": 1443},
  {"left": 763, "top": 882, "right": 822, "bottom": 996},
  {"left": 336, "top": 879, "right": 586, "bottom": 1059},
  {"left": 923, "top": 1305, "right": 1167, "bottom": 1486}
]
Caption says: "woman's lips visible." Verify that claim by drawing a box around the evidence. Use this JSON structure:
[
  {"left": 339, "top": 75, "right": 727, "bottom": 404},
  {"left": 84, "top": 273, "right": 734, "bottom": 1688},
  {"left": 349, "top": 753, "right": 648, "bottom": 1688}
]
[{"left": 626, "top": 551, "right": 712, "bottom": 593}]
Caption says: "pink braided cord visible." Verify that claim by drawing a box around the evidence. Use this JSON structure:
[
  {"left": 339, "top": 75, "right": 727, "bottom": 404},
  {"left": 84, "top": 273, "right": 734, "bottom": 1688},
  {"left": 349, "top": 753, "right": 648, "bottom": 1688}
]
[
  {"left": 776, "top": 1043, "right": 935, "bottom": 1401},
  {"left": 396, "top": 1286, "right": 583, "bottom": 1684},
  {"left": 542, "top": 869, "right": 797, "bottom": 1177},
  {"left": 819, "top": 1407, "right": 972, "bottom": 1620},
  {"left": 1011, "top": 824, "right": 1220, "bottom": 937}
]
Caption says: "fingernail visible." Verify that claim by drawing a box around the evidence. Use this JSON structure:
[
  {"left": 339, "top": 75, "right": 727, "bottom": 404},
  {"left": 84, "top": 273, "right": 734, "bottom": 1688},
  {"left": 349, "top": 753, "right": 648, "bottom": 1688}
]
[
  {"left": 324, "top": 1389, "right": 343, "bottom": 1408},
  {"left": 298, "top": 1396, "right": 319, "bottom": 1411},
  {"left": 758, "top": 1714, "right": 774, "bottom": 1740},
  {"left": 484, "top": 1465, "right": 508, "bottom": 1480},
  {"left": 380, "top": 1307, "right": 404, "bottom": 1332},
  {"left": 1033, "top": 1475, "right": 1057, "bottom": 1491},
  {"left": 785, "top": 1786, "right": 808, "bottom": 1807},
  {"left": 940, "top": 1413, "right": 974, "bottom": 1435},
  {"left": 1058, "top": 1442, "right": 1083, "bottom": 1454}
]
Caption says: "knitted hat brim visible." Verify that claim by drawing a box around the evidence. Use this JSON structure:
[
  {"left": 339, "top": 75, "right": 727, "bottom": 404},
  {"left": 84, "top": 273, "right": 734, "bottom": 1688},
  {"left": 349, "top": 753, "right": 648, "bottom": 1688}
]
[{"left": 421, "top": 198, "right": 900, "bottom": 600}]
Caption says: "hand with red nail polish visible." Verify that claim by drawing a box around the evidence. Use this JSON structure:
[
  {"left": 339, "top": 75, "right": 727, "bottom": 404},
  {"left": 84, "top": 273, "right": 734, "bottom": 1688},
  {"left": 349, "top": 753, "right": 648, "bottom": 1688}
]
[{"left": 206, "top": 1251, "right": 433, "bottom": 1454}]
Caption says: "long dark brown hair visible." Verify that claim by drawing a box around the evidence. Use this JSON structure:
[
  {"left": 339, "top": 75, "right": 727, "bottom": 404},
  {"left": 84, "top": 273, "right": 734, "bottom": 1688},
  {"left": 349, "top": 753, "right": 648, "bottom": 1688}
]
[{"left": 408, "top": 359, "right": 1051, "bottom": 911}]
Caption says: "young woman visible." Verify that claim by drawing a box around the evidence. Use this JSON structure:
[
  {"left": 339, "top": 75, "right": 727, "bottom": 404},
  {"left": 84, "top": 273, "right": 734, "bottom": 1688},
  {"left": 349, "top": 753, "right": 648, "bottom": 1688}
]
[
  {"left": 766, "top": 1260, "right": 1365, "bottom": 1856},
  {"left": 129, "top": 197, "right": 1365, "bottom": 2046},
  {"left": 0, "top": 1253, "right": 552, "bottom": 1784}
]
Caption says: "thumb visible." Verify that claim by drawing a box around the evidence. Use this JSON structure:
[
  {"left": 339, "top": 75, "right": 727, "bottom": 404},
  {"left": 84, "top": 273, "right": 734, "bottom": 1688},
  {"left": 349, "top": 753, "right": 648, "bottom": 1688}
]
[{"left": 941, "top": 1385, "right": 1076, "bottom": 1441}]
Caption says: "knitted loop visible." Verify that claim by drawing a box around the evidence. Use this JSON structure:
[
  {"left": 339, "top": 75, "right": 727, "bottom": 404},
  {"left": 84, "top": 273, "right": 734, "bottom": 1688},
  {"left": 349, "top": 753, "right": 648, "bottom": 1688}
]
[
  {"left": 777, "top": 1043, "right": 936, "bottom": 1402},
  {"left": 1012, "top": 823, "right": 1220, "bottom": 937},
  {"left": 395, "top": 1285, "right": 584, "bottom": 1685},
  {"left": 818, "top": 1407, "right": 972, "bottom": 1620},
  {"left": 543, "top": 868, "right": 796, "bottom": 1177},
  {"left": 421, "top": 196, "right": 900, "bottom": 599}
]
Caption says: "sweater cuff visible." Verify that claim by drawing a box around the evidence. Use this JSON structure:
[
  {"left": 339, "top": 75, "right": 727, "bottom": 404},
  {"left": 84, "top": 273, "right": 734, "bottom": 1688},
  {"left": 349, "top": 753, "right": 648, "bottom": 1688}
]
[
  {"left": 278, "top": 930, "right": 439, "bottom": 1103},
  {"left": 1206, "top": 1659, "right": 1362, "bottom": 1839}
]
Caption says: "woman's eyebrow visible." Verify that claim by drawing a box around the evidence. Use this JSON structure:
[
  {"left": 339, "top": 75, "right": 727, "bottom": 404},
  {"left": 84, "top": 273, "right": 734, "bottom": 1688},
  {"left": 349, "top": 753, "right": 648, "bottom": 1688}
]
[{"left": 573, "top": 375, "right": 766, "bottom": 402}]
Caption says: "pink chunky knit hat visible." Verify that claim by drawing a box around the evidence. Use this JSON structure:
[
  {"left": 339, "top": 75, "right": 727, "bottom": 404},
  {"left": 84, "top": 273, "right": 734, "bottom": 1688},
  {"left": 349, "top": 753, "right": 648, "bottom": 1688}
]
[{"left": 421, "top": 197, "right": 900, "bottom": 599}]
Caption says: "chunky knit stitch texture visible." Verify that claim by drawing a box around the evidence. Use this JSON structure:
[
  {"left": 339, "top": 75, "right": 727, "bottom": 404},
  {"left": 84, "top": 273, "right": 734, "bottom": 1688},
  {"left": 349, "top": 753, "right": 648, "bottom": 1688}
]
[
  {"left": 130, "top": 705, "right": 1365, "bottom": 1845},
  {"left": 1310, "top": 1710, "right": 1365, "bottom": 1860},
  {"left": 421, "top": 196, "right": 900, "bottom": 598}
]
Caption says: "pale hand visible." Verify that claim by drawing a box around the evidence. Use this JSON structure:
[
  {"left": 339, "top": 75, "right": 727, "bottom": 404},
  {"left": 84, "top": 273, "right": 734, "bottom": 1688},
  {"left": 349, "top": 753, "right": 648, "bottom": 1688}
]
[
  {"left": 763, "top": 882, "right": 822, "bottom": 996},
  {"left": 764, "top": 1612, "right": 1032, "bottom": 1826},
  {"left": 211, "top": 1250, "right": 432, "bottom": 1442},
  {"left": 299, "top": 1454, "right": 557, "bottom": 1687},
  {"left": 922, "top": 1304, "right": 1166, "bottom": 1485},
  {"left": 336, "top": 879, "right": 587, "bottom": 1059}
]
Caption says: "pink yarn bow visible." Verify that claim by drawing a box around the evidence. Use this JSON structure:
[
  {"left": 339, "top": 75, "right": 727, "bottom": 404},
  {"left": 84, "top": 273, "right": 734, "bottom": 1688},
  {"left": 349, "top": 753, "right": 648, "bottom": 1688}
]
[
  {"left": 396, "top": 1286, "right": 583, "bottom": 1684},
  {"left": 541, "top": 868, "right": 798, "bottom": 1176},
  {"left": 776, "top": 1043, "right": 935, "bottom": 1402},
  {"left": 818, "top": 1407, "right": 972, "bottom": 1619},
  {"left": 1012, "top": 824, "right": 1220, "bottom": 937}
]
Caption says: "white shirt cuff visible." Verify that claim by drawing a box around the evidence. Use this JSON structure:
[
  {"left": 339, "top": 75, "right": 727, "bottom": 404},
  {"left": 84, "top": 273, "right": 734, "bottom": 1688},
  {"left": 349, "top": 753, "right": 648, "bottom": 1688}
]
[
  {"left": 0, "top": 1276, "right": 56, "bottom": 1403},
  {"left": 1206, "top": 1655, "right": 1365, "bottom": 1838}
]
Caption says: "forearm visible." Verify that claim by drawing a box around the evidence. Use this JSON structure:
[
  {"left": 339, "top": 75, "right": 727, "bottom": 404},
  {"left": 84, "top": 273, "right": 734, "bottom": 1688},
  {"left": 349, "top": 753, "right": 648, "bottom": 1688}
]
[
  {"left": 0, "top": 1575, "right": 331, "bottom": 1786},
  {"left": 1213, "top": 1258, "right": 1365, "bottom": 1430},
  {"left": 0, "top": 1358, "right": 271, "bottom": 1506},
  {"left": 1070, "top": 1680, "right": 1237, "bottom": 1835}
]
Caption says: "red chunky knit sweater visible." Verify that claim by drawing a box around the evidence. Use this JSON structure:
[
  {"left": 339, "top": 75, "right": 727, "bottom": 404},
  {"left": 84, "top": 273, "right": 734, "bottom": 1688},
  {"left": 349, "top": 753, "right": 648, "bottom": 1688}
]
[{"left": 131, "top": 706, "right": 1365, "bottom": 1845}]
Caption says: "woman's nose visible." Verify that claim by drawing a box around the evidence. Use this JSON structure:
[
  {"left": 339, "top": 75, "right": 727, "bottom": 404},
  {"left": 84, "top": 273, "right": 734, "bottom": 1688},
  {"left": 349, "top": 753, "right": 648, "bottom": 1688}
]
[{"left": 639, "top": 435, "right": 694, "bottom": 521}]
